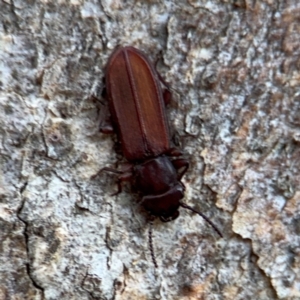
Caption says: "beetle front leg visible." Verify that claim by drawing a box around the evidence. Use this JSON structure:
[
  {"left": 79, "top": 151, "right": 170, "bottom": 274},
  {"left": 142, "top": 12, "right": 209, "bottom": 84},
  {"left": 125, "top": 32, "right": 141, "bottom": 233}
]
[
  {"left": 166, "top": 147, "right": 184, "bottom": 157},
  {"left": 112, "top": 170, "right": 133, "bottom": 196},
  {"left": 171, "top": 158, "right": 189, "bottom": 180},
  {"left": 90, "top": 167, "right": 123, "bottom": 180},
  {"left": 91, "top": 164, "right": 133, "bottom": 195}
]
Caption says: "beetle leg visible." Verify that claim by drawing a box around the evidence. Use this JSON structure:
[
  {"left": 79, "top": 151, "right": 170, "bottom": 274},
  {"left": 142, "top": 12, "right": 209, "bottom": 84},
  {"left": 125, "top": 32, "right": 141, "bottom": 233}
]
[
  {"left": 171, "top": 158, "right": 189, "bottom": 180},
  {"left": 91, "top": 163, "right": 133, "bottom": 179},
  {"left": 152, "top": 60, "right": 172, "bottom": 106},
  {"left": 166, "top": 147, "right": 184, "bottom": 157},
  {"left": 90, "top": 167, "right": 123, "bottom": 180},
  {"left": 100, "top": 122, "right": 114, "bottom": 134},
  {"left": 99, "top": 104, "right": 115, "bottom": 134},
  {"left": 89, "top": 88, "right": 115, "bottom": 135},
  {"left": 91, "top": 165, "right": 133, "bottom": 195},
  {"left": 156, "top": 70, "right": 180, "bottom": 105},
  {"left": 94, "top": 86, "right": 115, "bottom": 134},
  {"left": 112, "top": 171, "right": 133, "bottom": 196},
  {"left": 163, "top": 89, "right": 172, "bottom": 105}
]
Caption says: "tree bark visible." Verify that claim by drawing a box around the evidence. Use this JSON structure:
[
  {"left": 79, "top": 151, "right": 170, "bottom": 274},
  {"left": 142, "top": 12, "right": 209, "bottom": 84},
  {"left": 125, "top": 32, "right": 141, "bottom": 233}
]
[{"left": 0, "top": 1, "right": 299, "bottom": 299}]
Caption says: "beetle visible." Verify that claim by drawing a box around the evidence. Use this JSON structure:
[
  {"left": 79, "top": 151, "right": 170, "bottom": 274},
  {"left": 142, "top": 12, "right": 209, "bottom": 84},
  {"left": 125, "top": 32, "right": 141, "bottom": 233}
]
[{"left": 93, "top": 46, "right": 222, "bottom": 267}]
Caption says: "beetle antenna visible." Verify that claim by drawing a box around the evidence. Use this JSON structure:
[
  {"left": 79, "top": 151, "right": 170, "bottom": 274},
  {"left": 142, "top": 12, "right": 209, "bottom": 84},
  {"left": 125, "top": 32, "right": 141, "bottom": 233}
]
[
  {"left": 179, "top": 202, "right": 223, "bottom": 238},
  {"left": 148, "top": 218, "right": 158, "bottom": 268}
]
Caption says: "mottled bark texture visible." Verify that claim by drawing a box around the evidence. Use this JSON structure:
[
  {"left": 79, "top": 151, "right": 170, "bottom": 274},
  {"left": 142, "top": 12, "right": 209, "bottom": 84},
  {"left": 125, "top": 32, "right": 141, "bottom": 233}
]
[{"left": 0, "top": 1, "right": 299, "bottom": 299}]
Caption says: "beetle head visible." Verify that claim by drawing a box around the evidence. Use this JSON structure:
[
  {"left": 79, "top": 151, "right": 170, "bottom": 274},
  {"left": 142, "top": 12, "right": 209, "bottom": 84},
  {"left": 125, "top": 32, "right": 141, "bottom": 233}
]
[{"left": 141, "top": 185, "right": 184, "bottom": 221}]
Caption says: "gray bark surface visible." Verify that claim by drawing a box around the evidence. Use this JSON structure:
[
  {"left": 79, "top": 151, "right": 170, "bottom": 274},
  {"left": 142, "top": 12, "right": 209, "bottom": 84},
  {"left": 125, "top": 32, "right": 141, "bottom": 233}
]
[{"left": 0, "top": 1, "right": 299, "bottom": 299}]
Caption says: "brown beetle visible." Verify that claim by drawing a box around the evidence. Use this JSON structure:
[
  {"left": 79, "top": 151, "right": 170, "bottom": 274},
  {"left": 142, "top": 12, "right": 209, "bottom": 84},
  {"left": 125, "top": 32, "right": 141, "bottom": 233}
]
[{"left": 93, "top": 46, "right": 222, "bottom": 267}]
